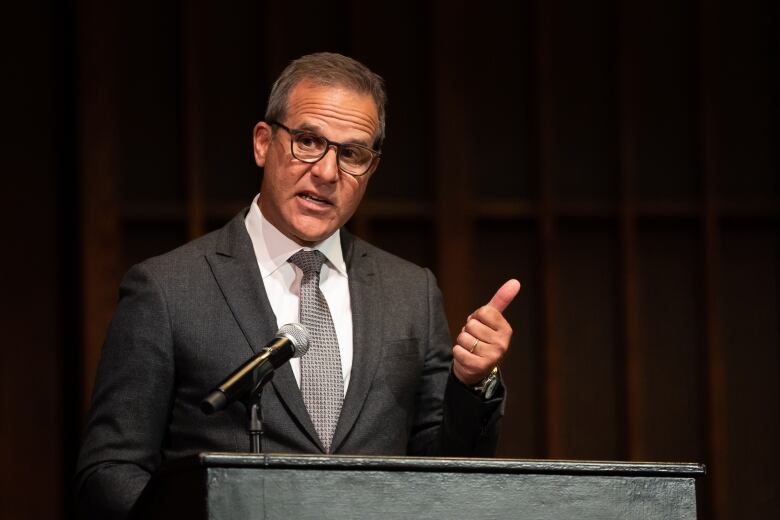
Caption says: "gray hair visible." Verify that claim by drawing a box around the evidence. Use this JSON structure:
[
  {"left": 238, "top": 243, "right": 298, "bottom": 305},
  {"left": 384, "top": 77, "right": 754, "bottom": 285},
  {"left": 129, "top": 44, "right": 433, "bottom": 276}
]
[{"left": 264, "top": 52, "right": 387, "bottom": 149}]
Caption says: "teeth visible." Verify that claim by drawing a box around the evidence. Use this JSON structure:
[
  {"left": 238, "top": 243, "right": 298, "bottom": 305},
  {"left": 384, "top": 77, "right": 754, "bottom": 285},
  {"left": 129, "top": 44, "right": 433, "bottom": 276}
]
[{"left": 301, "top": 194, "right": 327, "bottom": 204}]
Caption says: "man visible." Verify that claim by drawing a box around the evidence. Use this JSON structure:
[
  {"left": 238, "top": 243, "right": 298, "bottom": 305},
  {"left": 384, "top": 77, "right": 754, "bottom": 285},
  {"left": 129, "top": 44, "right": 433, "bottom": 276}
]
[{"left": 75, "top": 52, "right": 520, "bottom": 518}]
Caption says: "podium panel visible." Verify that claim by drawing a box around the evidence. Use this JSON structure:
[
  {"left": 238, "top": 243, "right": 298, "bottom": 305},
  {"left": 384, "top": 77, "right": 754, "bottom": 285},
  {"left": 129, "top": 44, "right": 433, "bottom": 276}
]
[{"left": 134, "top": 453, "right": 704, "bottom": 520}]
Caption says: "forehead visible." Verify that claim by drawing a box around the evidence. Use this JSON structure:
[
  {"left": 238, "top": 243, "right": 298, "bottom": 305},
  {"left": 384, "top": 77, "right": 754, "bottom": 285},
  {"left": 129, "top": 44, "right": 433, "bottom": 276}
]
[{"left": 285, "top": 80, "right": 379, "bottom": 139}]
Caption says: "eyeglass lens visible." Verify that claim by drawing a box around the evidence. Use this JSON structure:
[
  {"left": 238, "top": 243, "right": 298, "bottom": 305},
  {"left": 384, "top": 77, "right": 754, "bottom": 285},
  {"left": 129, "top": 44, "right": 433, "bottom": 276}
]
[{"left": 291, "top": 132, "right": 374, "bottom": 175}]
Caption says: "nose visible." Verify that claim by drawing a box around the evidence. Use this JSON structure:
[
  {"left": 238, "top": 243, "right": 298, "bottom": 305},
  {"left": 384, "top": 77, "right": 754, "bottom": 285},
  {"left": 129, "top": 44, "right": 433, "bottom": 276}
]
[{"left": 310, "top": 146, "right": 340, "bottom": 183}]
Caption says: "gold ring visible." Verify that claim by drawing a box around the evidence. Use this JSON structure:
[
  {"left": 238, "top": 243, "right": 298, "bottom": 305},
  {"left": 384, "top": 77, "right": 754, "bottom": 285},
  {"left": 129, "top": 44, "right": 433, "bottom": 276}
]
[{"left": 470, "top": 338, "right": 479, "bottom": 353}]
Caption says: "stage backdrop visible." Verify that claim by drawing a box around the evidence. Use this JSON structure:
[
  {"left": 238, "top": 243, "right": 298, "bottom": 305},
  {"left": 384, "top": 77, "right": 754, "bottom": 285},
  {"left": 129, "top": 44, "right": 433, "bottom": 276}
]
[{"left": 3, "top": 2, "right": 777, "bottom": 519}]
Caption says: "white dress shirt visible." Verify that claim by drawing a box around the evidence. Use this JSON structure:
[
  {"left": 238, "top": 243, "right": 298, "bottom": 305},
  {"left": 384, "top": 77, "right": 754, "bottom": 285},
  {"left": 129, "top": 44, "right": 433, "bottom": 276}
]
[{"left": 244, "top": 194, "right": 353, "bottom": 394}]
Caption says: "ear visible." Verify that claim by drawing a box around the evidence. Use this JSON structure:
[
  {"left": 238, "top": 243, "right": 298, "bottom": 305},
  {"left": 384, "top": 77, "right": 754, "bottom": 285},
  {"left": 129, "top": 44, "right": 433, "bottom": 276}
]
[{"left": 253, "top": 122, "right": 273, "bottom": 167}]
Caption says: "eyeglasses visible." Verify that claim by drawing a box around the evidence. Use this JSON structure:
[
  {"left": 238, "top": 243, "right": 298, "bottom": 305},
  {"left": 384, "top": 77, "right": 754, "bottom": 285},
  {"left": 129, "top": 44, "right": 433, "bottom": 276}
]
[{"left": 269, "top": 121, "right": 381, "bottom": 177}]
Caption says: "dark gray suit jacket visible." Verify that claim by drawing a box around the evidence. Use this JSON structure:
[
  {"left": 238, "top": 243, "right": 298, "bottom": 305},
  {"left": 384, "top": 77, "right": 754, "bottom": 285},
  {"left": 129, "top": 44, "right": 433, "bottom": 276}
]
[{"left": 75, "top": 210, "right": 504, "bottom": 519}]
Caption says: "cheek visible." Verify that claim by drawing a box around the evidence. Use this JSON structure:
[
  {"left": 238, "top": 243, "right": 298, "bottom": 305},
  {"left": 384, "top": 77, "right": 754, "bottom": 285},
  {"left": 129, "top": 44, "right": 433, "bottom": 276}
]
[
  {"left": 343, "top": 180, "right": 368, "bottom": 207},
  {"left": 264, "top": 166, "right": 297, "bottom": 197}
]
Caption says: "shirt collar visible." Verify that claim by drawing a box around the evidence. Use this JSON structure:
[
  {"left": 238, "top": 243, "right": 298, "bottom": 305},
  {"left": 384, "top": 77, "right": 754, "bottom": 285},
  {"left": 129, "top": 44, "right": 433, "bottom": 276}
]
[{"left": 245, "top": 194, "right": 347, "bottom": 278}]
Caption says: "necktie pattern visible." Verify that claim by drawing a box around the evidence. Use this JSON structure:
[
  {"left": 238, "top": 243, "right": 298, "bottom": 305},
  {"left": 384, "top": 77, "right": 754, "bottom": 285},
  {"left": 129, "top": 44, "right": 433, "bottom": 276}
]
[{"left": 288, "top": 249, "right": 344, "bottom": 453}]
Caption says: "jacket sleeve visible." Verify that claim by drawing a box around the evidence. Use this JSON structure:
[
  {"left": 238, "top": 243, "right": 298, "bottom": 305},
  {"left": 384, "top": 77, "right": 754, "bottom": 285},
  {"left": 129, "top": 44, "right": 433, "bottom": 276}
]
[
  {"left": 74, "top": 263, "right": 176, "bottom": 520},
  {"left": 407, "top": 268, "right": 505, "bottom": 457}
]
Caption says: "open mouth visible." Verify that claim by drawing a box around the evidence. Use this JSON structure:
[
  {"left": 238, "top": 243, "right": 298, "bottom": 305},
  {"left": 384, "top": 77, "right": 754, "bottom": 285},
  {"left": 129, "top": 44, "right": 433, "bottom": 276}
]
[{"left": 298, "top": 192, "right": 332, "bottom": 206}]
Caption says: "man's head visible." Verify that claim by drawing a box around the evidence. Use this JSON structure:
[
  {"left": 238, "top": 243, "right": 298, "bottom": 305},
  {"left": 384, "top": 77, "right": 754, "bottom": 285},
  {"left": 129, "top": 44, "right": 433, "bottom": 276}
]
[
  {"left": 265, "top": 53, "right": 387, "bottom": 148},
  {"left": 253, "top": 52, "right": 387, "bottom": 246}
]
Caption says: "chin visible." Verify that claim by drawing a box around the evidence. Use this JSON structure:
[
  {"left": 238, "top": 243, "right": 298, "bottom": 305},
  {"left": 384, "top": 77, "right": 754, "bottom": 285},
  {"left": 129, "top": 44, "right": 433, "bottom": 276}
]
[
  {"left": 289, "top": 217, "right": 340, "bottom": 244},
  {"left": 292, "top": 226, "right": 335, "bottom": 245}
]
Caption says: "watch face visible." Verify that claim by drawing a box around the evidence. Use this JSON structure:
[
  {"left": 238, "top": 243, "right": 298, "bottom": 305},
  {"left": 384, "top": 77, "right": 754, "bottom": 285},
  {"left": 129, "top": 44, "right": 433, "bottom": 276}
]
[{"left": 484, "top": 376, "right": 498, "bottom": 400}]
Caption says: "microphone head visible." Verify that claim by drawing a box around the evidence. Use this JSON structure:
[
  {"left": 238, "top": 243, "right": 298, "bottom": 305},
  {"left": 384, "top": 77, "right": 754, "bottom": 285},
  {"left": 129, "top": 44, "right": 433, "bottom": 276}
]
[{"left": 278, "top": 323, "right": 310, "bottom": 357}]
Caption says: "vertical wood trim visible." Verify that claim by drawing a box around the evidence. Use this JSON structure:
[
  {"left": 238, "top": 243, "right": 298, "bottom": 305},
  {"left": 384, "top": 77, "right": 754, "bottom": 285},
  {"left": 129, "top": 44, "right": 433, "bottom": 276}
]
[
  {"left": 432, "top": 0, "right": 473, "bottom": 336},
  {"left": 260, "top": 3, "right": 288, "bottom": 87},
  {"left": 698, "top": 1, "right": 727, "bottom": 518},
  {"left": 538, "top": 197, "right": 560, "bottom": 458},
  {"left": 77, "top": 0, "right": 122, "bottom": 416},
  {"left": 615, "top": 0, "right": 642, "bottom": 461},
  {"left": 182, "top": 3, "right": 206, "bottom": 239},
  {"left": 702, "top": 188, "right": 725, "bottom": 520},
  {"left": 533, "top": 0, "right": 562, "bottom": 458},
  {"left": 617, "top": 168, "right": 640, "bottom": 462}
]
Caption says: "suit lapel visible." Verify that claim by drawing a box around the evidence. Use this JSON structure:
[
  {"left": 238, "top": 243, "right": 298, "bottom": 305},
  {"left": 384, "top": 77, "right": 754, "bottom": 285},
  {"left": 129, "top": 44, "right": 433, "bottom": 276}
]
[
  {"left": 205, "top": 211, "right": 321, "bottom": 449},
  {"left": 331, "top": 231, "right": 384, "bottom": 452}
]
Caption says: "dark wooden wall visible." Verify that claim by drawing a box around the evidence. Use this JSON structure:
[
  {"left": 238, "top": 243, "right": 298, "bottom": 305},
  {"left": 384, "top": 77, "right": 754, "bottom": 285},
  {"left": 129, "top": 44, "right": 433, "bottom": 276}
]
[
  {"left": 3, "top": 3, "right": 80, "bottom": 519},
  {"left": 3, "top": 1, "right": 777, "bottom": 519}
]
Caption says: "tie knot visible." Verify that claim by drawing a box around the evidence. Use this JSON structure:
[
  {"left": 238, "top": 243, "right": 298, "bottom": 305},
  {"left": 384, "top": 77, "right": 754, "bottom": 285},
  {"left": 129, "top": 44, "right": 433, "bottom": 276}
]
[{"left": 289, "top": 249, "right": 326, "bottom": 275}]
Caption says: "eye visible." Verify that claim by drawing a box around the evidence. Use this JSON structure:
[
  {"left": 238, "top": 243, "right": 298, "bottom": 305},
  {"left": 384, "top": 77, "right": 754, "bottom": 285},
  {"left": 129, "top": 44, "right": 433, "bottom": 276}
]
[
  {"left": 296, "top": 133, "right": 324, "bottom": 151},
  {"left": 340, "top": 145, "right": 372, "bottom": 164}
]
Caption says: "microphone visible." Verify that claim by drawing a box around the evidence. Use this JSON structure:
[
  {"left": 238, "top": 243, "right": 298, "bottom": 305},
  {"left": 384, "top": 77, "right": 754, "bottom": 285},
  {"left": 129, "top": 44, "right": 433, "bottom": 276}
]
[{"left": 201, "top": 323, "right": 310, "bottom": 414}]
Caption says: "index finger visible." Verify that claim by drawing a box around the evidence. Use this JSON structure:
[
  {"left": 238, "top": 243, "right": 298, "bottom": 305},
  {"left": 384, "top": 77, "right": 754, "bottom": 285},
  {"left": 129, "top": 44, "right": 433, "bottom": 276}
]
[{"left": 487, "top": 279, "right": 521, "bottom": 313}]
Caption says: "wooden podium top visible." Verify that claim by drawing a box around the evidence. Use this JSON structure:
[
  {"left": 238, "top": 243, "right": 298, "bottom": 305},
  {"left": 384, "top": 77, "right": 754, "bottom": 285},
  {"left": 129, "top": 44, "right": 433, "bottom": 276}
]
[{"left": 173, "top": 451, "right": 704, "bottom": 477}]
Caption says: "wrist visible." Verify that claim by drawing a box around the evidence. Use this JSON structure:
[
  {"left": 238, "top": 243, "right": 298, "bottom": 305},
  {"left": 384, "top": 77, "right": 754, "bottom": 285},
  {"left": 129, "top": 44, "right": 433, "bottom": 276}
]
[{"left": 470, "top": 366, "right": 500, "bottom": 399}]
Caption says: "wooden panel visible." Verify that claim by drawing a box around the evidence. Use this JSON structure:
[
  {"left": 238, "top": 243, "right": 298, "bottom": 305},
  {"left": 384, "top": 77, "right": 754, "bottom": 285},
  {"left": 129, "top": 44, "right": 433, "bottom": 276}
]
[
  {"left": 719, "top": 225, "right": 780, "bottom": 518},
  {"left": 432, "top": 0, "right": 475, "bottom": 338},
  {"left": 261, "top": 2, "right": 352, "bottom": 78},
  {"left": 181, "top": 2, "right": 206, "bottom": 239},
  {"left": 191, "top": 3, "right": 267, "bottom": 205},
  {"left": 2, "top": 5, "right": 67, "bottom": 518},
  {"left": 120, "top": 221, "right": 188, "bottom": 275},
  {"left": 635, "top": 223, "right": 704, "bottom": 462},
  {"left": 77, "top": 0, "right": 123, "bottom": 417},
  {"left": 620, "top": 1, "right": 698, "bottom": 203},
  {"left": 534, "top": 0, "right": 561, "bottom": 459},
  {"left": 350, "top": 3, "right": 434, "bottom": 201},
  {"left": 554, "top": 223, "right": 621, "bottom": 459},
  {"left": 365, "top": 219, "right": 436, "bottom": 272},
  {"left": 118, "top": 1, "right": 184, "bottom": 205},
  {"left": 207, "top": 213, "right": 244, "bottom": 234},
  {"left": 474, "top": 220, "right": 543, "bottom": 458},
  {"left": 711, "top": 1, "right": 779, "bottom": 202},
  {"left": 465, "top": 1, "right": 536, "bottom": 201},
  {"left": 547, "top": 0, "right": 617, "bottom": 202},
  {"left": 697, "top": 2, "right": 727, "bottom": 517}
]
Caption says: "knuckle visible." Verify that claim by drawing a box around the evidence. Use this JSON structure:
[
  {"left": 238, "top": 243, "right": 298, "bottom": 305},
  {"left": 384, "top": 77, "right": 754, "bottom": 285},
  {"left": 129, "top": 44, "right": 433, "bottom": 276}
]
[
  {"left": 463, "top": 320, "right": 476, "bottom": 335},
  {"left": 476, "top": 307, "right": 499, "bottom": 325}
]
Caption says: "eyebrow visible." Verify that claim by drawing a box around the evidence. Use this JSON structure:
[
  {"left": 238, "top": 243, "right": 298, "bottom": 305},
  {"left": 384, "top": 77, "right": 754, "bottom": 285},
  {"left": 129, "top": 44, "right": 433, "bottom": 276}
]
[{"left": 296, "top": 122, "right": 373, "bottom": 148}]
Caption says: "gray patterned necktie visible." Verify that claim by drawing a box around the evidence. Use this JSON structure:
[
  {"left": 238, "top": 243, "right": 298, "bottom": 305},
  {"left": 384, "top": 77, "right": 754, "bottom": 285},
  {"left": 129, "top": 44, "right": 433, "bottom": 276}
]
[{"left": 288, "top": 249, "right": 344, "bottom": 453}]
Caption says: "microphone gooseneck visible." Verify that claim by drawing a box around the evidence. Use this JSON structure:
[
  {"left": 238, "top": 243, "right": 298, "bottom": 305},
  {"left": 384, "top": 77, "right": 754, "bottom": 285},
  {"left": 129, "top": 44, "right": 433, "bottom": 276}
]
[{"left": 200, "top": 323, "right": 309, "bottom": 414}]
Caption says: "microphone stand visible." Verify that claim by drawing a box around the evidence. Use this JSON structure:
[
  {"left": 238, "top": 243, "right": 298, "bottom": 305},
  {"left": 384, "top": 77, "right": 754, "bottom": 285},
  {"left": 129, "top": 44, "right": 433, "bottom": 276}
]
[{"left": 241, "top": 370, "right": 274, "bottom": 454}]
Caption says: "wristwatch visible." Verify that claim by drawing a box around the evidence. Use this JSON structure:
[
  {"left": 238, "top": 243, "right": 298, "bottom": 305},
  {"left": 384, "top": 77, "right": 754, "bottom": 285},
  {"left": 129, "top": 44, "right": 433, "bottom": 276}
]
[{"left": 473, "top": 366, "right": 499, "bottom": 399}]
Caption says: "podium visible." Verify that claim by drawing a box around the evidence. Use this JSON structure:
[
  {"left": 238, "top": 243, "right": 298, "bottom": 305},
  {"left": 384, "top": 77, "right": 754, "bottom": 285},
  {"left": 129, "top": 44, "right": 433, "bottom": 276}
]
[{"left": 133, "top": 453, "right": 704, "bottom": 519}]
